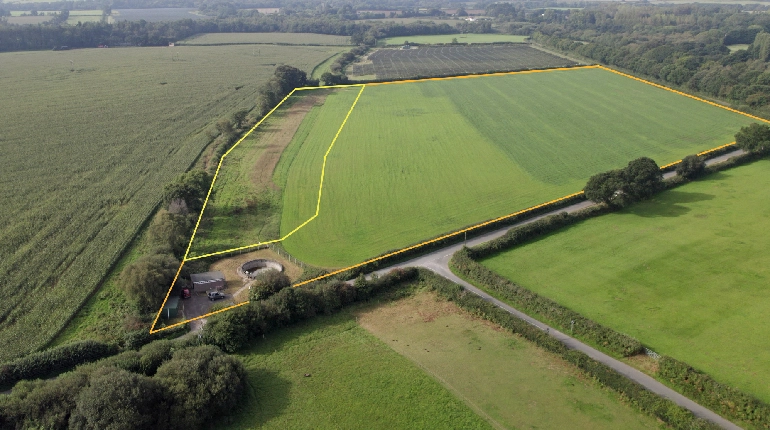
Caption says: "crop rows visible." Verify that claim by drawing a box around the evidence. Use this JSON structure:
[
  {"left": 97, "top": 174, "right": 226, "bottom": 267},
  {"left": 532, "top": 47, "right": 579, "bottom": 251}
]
[
  {"left": 348, "top": 45, "right": 578, "bottom": 80},
  {"left": 0, "top": 44, "right": 338, "bottom": 361}
]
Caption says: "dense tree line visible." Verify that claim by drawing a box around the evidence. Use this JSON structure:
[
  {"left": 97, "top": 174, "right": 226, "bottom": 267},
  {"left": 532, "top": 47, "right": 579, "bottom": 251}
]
[
  {"left": 0, "top": 343, "right": 246, "bottom": 430},
  {"left": 201, "top": 268, "right": 418, "bottom": 353},
  {"left": 512, "top": 4, "right": 770, "bottom": 114},
  {"left": 0, "top": 14, "right": 456, "bottom": 52}
]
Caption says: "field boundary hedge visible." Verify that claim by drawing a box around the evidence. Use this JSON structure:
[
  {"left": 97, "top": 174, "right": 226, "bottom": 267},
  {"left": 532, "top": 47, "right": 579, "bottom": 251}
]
[
  {"left": 449, "top": 151, "right": 770, "bottom": 428},
  {"left": 420, "top": 270, "right": 720, "bottom": 430},
  {"left": 0, "top": 341, "right": 118, "bottom": 390}
]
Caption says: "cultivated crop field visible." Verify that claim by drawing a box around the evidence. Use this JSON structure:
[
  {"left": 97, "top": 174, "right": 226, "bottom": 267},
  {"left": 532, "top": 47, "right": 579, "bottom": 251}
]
[
  {"left": 347, "top": 45, "right": 577, "bottom": 80},
  {"left": 380, "top": 33, "right": 529, "bottom": 45},
  {"left": 278, "top": 67, "right": 758, "bottom": 267},
  {"left": 0, "top": 44, "right": 341, "bottom": 361},
  {"left": 180, "top": 32, "right": 351, "bottom": 46},
  {"left": 111, "top": 8, "right": 203, "bottom": 22},
  {"left": 481, "top": 160, "right": 770, "bottom": 402}
]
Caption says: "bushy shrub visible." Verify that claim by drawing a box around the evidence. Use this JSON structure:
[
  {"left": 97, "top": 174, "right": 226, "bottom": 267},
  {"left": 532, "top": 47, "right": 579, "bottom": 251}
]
[
  {"left": 249, "top": 269, "right": 290, "bottom": 301},
  {"left": 0, "top": 340, "right": 118, "bottom": 389},
  {"left": 584, "top": 157, "right": 663, "bottom": 206},
  {"left": 659, "top": 356, "right": 770, "bottom": 427},
  {"left": 201, "top": 268, "right": 419, "bottom": 353},
  {"left": 0, "top": 369, "right": 91, "bottom": 429},
  {"left": 123, "top": 324, "right": 188, "bottom": 350},
  {"left": 676, "top": 155, "right": 706, "bottom": 179},
  {"left": 735, "top": 122, "right": 770, "bottom": 155},
  {"left": 68, "top": 367, "right": 170, "bottom": 430},
  {"left": 155, "top": 345, "right": 247, "bottom": 429}
]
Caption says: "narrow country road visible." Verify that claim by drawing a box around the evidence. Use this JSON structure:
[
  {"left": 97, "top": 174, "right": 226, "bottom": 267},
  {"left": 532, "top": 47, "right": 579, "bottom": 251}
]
[{"left": 370, "top": 149, "right": 745, "bottom": 430}]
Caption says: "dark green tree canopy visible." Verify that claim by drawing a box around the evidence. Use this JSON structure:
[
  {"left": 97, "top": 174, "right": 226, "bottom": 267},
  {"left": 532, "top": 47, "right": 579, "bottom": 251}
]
[
  {"left": 676, "top": 155, "right": 706, "bottom": 179},
  {"left": 583, "top": 170, "right": 625, "bottom": 205},
  {"left": 249, "top": 269, "right": 291, "bottom": 301},
  {"left": 623, "top": 157, "right": 663, "bottom": 201},
  {"left": 163, "top": 169, "right": 212, "bottom": 213},
  {"left": 119, "top": 253, "right": 180, "bottom": 312},
  {"left": 584, "top": 157, "right": 662, "bottom": 206},
  {"left": 147, "top": 209, "right": 192, "bottom": 258},
  {"left": 735, "top": 123, "right": 770, "bottom": 154},
  {"left": 154, "top": 345, "right": 247, "bottom": 429},
  {"left": 68, "top": 367, "right": 169, "bottom": 430}
]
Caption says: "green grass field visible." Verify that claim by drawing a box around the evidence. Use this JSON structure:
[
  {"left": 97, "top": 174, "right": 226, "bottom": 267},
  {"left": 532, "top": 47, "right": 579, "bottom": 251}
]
[
  {"left": 223, "top": 304, "right": 492, "bottom": 429},
  {"left": 279, "top": 67, "right": 758, "bottom": 267},
  {"left": 481, "top": 159, "right": 770, "bottom": 402},
  {"left": 381, "top": 33, "right": 529, "bottom": 45},
  {"left": 357, "top": 291, "right": 658, "bottom": 429},
  {"left": 223, "top": 288, "right": 657, "bottom": 429},
  {"left": 0, "top": 44, "right": 339, "bottom": 361},
  {"left": 180, "top": 33, "right": 351, "bottom": 46}
]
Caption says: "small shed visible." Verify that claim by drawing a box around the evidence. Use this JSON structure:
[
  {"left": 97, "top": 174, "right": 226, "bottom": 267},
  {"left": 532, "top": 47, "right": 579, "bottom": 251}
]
[
  {"left": 190, "top": 271, "right": 226, "bottom": 291},
  {"left": 163, "top": 296, "right": 180, "bottom": 319}
]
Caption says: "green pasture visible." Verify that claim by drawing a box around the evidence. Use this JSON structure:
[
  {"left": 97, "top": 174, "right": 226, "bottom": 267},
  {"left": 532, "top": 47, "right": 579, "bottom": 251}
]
[
  {"left": 359, "top": 291, "right": 659, "bottom": 429},
  {"left": 180, "top": 32, "right": 351, "bottom": 46},
  {"left": 381, "top": 33, "right": 529, "bottom": 45},
  {"left": 482, "top": 159, "right": 770, "bottom": 402},
  {"left": 223, "top": 306, "right": 492, "bottom": 429},
  {"left": 0, "top": 44, "right": 338, "bottom": 360},
  {"left": 280, "top": 67, "right": 758, "bottom": 267},
  {"left": 310, "top": 51, "right": 343, "bottom": 79}
]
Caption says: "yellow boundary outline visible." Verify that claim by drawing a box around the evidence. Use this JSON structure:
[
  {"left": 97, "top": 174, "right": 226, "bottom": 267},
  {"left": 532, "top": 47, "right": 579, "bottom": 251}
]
[
  {"left": 150, "top": 64, "right": 761, "bottom": 333},
  {"left": 150, "top": 84, "right": 365, "bottom": 332}
]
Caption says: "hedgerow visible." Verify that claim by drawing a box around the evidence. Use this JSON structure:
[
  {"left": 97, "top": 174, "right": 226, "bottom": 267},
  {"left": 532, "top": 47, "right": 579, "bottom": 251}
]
[
  {"left": 200, "top": 268, "right": 420, "bottom": 353},
  {"left": 451, "top": 244, "right": 643, "bottom": 357},
  {"left": 420, "top": 270, "right": 718, "bottom": 430},
  {"left": 0, "top": 340, "right": 118, "bottom": 389},
  {"left": 659, "top": 356, "right": 770, "bottom": 428}
]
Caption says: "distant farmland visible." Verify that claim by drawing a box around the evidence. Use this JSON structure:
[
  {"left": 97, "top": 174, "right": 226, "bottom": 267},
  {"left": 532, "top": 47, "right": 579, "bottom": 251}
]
[
  {"left": 481, "top": 160, "right": 770, "bottom": 403},
  {"left": 347, "top": 45, "right": 578, "bottom": 80},
  {"left": 0, "top": 44, "right": 341, "bottom": 360},
  {"left": 278, "top": 67, "right": 758, "bottom": 267},
  {"left": 180, "top": 33, "right": 352, "bottom": 46},
  {"left": 379, "top": 34, "right": 529, "bottom": 45}
]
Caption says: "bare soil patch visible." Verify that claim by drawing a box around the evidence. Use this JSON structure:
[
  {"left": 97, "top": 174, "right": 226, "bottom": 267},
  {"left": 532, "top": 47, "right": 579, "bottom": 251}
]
[{"left": 249, "top": 92, "right": 328, "bottom": 190}]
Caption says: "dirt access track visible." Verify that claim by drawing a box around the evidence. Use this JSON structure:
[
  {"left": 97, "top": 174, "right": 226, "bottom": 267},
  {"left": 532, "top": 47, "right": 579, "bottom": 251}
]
[{"left": 250, "top": 91, "right": 328, "bottom": 190}]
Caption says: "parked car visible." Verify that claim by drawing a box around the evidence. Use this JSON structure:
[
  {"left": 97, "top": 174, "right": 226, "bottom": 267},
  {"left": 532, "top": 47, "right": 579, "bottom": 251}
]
[
  {"left": 208, "top": 291, "right": 226, "bottom": 301},
  {"left": 181, "top": 288, "right": 191, "bottom": 299}
]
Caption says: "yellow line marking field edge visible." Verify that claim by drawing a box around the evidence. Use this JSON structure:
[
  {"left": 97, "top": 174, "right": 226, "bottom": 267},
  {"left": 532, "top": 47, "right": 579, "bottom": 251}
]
[{"left": 150, "top": 65, "right": 757, "bottom": 333}]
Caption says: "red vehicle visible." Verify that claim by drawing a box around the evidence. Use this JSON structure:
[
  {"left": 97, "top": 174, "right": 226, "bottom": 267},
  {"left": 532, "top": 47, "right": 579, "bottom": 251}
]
[{"left": 181, "top": 288, "right": 191, "bottom": 299}]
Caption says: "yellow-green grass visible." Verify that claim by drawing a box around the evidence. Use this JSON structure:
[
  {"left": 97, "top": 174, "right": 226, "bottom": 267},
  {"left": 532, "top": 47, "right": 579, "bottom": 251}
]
[
  {"left": 0, "top": 44, "right": 337, "bottom": 361},
  {"left": 381, "top": 33, "right": 528, "bottom": 45},
  {"left": 310, "top": 51, "right": 343, "bottom": 79},
  {"left": 481, "top": 159, "right": 770, "bottom": 402},
  {"left": 727, "top": 44, "right": 750, "bottom": 52},
  {"left": 222, "top": 304, "right": 492, "bottom": 429},
  {"left": 357, "top": 291, "right": 659, "bottom": 429},
  {"left": 280, "top": 67, "right": 758, "bottom": 267},
  {"left": 180, "top": 32, "right": 351, "bottom": 46},
  {"left": 6, "top": 15, "right": 52, "bottom": 24}
]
